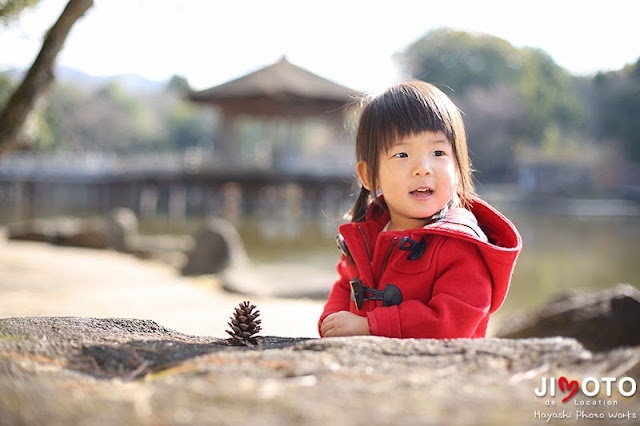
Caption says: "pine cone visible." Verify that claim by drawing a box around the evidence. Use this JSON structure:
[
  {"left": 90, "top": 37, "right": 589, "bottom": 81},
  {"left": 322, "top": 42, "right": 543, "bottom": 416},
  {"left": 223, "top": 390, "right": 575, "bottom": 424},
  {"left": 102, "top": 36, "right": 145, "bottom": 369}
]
[{"left": 225, "top": 301, "right": 262, "bottom": 346}]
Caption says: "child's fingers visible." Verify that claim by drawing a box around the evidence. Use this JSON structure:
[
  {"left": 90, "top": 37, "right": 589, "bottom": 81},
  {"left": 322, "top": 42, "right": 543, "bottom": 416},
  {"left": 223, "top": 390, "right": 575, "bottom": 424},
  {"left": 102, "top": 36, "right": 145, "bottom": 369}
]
[
  {"left": 322, "top": 322, "right": 335, "bottom": 337},
  {"left": 320, "top": 316, "right": 333, "bottom": 336},
  {"left": 321, "top": 314, "right": 342, "bottom": 337}
]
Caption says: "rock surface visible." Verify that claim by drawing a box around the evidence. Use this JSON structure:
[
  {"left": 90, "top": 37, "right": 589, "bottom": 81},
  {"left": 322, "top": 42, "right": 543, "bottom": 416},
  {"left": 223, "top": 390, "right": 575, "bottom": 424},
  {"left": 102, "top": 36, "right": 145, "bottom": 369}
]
[
  {"left": 1, "top": 317, "right": 638, "bottom": 425},
  {"left": 181, "top": 217, "right": 249, "bottom": 276},
  {"left": 7, "top": 209, "right": 139, "bottom": 251},
  {"left": 495, "top": 284, "right": 640, "bottom": 351}
]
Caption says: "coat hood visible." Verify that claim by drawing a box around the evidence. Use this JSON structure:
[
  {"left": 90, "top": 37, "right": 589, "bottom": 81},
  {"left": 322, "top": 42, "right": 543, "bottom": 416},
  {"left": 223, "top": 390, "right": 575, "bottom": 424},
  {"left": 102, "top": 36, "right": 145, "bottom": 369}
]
[{"left": 458, "top": 197, "right": 522, "bottom": 312}]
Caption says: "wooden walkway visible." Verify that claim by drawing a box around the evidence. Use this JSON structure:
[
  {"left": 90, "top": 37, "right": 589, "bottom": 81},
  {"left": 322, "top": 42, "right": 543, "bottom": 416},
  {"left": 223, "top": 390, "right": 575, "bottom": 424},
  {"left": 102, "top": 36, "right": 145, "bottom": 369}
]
[{"left": 0, "top": 152, "right": 356, "bottom": 222}]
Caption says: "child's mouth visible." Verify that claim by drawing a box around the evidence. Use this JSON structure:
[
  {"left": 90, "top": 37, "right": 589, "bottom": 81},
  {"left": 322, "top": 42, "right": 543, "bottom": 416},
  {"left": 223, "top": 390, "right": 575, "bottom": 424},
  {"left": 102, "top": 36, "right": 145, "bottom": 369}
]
[{"left": 410, "top": 188, "right": 433, "bottom": 199}]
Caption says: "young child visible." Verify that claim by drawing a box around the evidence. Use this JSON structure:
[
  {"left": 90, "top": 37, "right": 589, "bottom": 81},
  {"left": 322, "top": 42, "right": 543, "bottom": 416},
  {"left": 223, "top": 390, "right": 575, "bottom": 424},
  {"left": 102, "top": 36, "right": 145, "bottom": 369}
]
[{"left": 319, "top": 80, "right": 522, "bottom": 339}]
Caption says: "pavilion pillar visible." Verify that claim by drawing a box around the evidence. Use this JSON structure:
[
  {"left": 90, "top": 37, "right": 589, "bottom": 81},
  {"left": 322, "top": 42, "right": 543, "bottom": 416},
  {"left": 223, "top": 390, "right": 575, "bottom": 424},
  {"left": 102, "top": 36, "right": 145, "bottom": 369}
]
[
  {"left": 139, "top": 184, "right": 158, "bottom": 219},
  {"left": 168, "top": 183, "right": 187, "bottom": 224},
  {"left": 218, "top": 109, "right": 237, "bottom": 164}
]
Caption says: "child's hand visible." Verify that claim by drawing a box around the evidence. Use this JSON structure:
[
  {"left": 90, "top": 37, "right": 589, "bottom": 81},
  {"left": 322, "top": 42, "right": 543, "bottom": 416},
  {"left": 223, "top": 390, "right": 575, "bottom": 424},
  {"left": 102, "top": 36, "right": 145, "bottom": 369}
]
[{"left": 321, "top": 311, "right": 370, "bottom": 337}]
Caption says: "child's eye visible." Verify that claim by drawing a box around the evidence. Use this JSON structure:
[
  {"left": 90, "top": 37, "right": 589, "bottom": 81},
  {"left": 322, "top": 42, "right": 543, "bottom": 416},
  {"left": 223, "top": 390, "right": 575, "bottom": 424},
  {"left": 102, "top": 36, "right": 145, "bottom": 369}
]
[
  {"left": 433, "top": 150, "right": 445, "bottom": 157},
  {"left": 393, "top": 152, "right": 408, "bottom": 158}
]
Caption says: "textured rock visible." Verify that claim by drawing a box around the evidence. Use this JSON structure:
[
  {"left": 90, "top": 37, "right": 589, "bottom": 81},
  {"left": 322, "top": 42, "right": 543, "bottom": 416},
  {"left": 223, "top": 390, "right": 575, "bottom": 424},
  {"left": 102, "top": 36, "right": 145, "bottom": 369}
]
[
  {"left": 0, "top": 317, "right": 638, "bottom": 425},
  {"left": 7, "top": 208, "right": 139, "bottom": 252},
  {"left": 181, "top": 217, "right": 249, "bottom": 276},
  {"left": 104, "top": 208, "right": 139, "bottom": 252},
  {"left": 495, "top": 284, "right": 640, "bottom": 351}
]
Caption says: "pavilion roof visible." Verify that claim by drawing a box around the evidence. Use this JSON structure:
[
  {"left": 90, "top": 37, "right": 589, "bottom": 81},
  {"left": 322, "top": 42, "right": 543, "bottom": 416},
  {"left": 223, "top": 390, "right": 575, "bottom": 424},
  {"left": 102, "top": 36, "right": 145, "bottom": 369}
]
[{"left": 189, "top": 57, "right": 361, "bottom": 105}]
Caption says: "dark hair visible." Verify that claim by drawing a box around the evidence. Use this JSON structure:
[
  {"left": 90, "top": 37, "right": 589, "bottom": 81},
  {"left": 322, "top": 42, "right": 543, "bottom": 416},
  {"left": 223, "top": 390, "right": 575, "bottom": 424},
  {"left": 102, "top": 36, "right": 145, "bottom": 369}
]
[{"left": 348, "top": 80, "right": 475, "bottom": 222}]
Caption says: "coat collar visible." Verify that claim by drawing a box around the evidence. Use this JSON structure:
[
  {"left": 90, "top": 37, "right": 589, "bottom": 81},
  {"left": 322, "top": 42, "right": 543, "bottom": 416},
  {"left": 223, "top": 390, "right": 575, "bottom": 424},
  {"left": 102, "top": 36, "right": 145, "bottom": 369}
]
[
  {"left": 340, "top": 194, "right": 521, "bottom": 251},
  {"left": 360, "top": 195, "right": 487, "bottom": 241}
]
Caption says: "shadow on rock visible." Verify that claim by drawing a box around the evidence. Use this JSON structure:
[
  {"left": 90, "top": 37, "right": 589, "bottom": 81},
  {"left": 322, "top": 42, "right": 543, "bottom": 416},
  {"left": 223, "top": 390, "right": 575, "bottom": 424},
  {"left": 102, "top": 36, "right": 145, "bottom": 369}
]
[
  {"left": 77, "top": 340, "right": 226, "bottom": 380},
  {"left": 76, "top": 336, "right": 313, "bottom": 380}
]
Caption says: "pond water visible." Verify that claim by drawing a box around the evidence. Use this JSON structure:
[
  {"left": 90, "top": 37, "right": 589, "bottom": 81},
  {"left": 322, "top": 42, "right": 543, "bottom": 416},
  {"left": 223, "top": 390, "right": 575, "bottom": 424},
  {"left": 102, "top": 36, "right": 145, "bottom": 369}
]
[{"left": 232, "top": 200, "right": 640, "bottom": 314}]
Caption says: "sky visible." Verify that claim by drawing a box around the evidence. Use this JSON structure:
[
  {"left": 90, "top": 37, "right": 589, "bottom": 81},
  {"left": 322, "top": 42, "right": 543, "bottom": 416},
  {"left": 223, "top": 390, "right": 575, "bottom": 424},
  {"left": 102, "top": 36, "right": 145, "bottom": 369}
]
[{"left": 1, "top": 0, "right": 640, "bottom": 93}]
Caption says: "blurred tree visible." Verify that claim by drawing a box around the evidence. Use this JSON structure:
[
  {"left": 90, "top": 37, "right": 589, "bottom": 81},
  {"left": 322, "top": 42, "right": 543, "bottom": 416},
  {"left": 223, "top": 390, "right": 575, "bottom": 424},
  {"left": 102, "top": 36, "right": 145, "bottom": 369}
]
[
  {"left": 166, "top": 101, "right": 214, "bottom": 150},
  {"left": 0, "top": 0, "right": 38, "bottom": 141},
  {"left": 607, "top": 87, "right": 640, "bottom": 160},
  {"left": 160, "top": 75, "right": 215, "bottom": 151},
  {"left": 42, "top": 81, "right": 159, "bottom": 152},
  {"left": 456, "top": 83, "right": 526, "bottom": 181},
  {"left": 400, "top": 29, "right": 585, "bottom": 143},
  {"left": 517, "top": 47, "right": 585, "bottom": 143},
  {"left": 399, "top": 29, "right": 526, "bottom": 180},
  {"left": 398, "top": 28, "right": 587, "bottom": 181},
  {"left": 0, "top": 0, "right": 93, "bottom": 156},
  {"left": 595, "top": 58, "right": 640, "bottom": 160},
  {"left": 0, "top": 73, "right": 14, "bottom": 105},
  {"left": 165, "top": 74, "right": 191, "bottom": 95},
  {"left": 35, "top": 75, "right": 215, "bottom": 153},
  {"left": 0, "top": 0, "right": 40, "bottom": 24},
  {"left": 399, "top": 28, "right": 523, "bottom": 96}
]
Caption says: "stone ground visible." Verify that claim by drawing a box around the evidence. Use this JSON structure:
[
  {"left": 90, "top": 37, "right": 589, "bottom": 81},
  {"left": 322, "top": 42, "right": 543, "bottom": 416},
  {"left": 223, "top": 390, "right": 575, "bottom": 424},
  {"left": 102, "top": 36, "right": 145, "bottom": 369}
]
[
  {"left": 1, "top": 317, "right": 639, "bottom": 426},
  {"left": 1, "top": 237, "right": 639, "bottom": 425}
]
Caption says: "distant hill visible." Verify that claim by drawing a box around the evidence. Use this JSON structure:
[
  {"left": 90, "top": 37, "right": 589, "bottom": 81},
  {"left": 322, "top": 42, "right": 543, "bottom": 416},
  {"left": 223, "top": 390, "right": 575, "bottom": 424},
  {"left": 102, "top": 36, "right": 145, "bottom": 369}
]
[
  {"left": 2, "top": 65, "right": 165, "bottom": 94},
  {"left": 56, "top": 67, "right": 166, "bottom": 93}
]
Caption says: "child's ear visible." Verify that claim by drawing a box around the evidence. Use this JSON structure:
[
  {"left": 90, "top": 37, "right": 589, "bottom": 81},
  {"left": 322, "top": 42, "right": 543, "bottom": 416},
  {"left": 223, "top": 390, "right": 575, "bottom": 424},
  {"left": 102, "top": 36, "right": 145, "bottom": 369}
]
[{"left": 356, "top": 161, "right": 373, "bottom": 191}]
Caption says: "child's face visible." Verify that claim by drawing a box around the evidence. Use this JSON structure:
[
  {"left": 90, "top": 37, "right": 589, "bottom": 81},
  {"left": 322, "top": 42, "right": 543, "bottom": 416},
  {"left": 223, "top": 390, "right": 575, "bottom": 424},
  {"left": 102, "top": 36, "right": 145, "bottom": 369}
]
[{"left": 362, "top": 130, "right": 458, "bottom": 232}]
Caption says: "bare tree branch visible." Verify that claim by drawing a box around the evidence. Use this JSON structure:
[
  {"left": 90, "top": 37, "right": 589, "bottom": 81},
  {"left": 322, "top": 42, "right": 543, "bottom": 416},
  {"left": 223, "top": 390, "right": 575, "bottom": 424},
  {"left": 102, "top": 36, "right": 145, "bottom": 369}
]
[{"left": 0, "top": 0, "right": 93, "bottom": 156}]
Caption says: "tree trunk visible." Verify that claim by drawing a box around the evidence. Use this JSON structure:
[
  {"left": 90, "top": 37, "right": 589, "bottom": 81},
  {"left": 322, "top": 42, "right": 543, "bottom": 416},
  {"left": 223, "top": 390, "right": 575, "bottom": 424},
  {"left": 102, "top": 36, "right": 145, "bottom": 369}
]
[{"left": 0, "top": 0, "right": 93, "bottom": 157}]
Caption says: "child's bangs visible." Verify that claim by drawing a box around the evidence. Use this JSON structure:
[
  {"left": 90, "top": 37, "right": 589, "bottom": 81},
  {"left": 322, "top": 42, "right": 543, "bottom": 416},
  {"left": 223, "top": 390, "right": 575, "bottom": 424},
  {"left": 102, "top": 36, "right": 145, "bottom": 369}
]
[{"left": 370, "top": 88, "right": 456, "bottom": 152}]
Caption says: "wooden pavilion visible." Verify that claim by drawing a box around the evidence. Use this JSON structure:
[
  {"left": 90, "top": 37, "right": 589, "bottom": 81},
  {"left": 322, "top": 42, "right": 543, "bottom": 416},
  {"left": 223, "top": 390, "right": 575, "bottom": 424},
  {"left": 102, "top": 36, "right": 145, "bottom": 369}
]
[{"left": 189, "top": 57, "right": 362, "bottom": 170}]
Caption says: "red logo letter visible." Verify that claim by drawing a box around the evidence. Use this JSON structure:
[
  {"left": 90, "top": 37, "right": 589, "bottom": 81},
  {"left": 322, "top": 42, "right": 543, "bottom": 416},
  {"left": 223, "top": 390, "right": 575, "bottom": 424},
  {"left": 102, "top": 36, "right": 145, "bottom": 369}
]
[{"left": 558, "top": 376, "right": 579, "bottom": 402}]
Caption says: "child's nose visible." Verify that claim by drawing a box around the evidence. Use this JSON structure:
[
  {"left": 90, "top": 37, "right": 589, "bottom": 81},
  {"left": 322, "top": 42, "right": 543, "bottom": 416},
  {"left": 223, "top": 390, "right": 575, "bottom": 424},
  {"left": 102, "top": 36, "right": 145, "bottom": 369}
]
[{"left": 412, "top": 157, "right": 432, "bottom": 176}]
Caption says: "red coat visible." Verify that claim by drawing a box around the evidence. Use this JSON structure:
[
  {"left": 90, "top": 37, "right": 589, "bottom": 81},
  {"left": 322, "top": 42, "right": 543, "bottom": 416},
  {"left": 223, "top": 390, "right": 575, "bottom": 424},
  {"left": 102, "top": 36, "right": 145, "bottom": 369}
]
[{"left": 319, "top": 196, "right": 522, "bottom": 338}]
